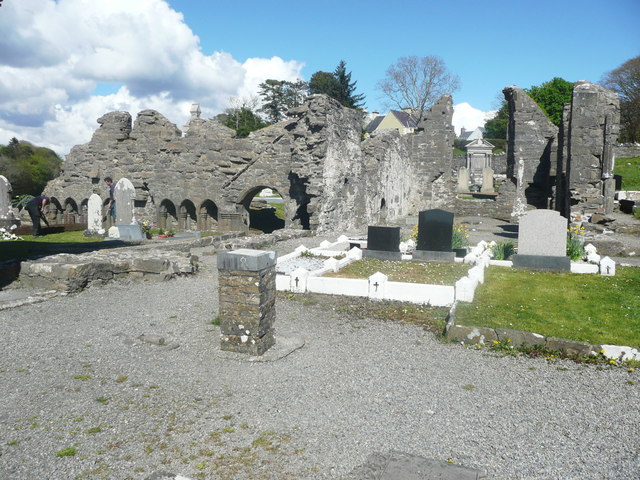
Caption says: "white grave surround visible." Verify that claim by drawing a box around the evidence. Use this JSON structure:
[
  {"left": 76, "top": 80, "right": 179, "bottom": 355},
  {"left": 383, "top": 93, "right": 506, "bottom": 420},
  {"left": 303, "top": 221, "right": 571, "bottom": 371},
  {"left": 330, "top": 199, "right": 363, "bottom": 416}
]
[{"left": 276, "top": 236, "right": 463, "bottom": 307}]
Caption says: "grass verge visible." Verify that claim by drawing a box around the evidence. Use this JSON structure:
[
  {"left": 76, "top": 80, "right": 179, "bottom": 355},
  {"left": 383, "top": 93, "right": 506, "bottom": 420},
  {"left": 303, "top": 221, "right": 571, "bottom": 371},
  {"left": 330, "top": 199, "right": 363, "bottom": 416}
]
[
  {"left": 324, "top": 258, "right": 469, "bottom": 285},
  {"left": 0, "top": 231, "right": 104, "bottom": 262},
  {"left": 614, "top": 157, "right": 640, "bottom": 190},
  {"left": 455, "top": 266, "right": 640, "bottom": 348}
]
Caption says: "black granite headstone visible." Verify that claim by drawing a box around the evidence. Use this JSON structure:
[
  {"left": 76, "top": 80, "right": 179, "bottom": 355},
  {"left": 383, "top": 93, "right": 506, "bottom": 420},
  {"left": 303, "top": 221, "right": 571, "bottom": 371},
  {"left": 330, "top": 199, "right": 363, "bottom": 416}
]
[
  {"left": 367, "top": 226, "right": 400, "bottom": 252},
  {"left": 417, "top": 209, "right": 454, "bottom": 252}
]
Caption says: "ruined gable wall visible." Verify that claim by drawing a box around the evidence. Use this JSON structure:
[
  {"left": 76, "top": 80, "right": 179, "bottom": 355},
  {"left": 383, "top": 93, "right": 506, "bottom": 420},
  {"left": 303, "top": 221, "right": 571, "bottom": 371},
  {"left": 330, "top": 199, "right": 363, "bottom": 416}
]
[{"left": 503, "top": 86, "right": 559, "bottom": 217}]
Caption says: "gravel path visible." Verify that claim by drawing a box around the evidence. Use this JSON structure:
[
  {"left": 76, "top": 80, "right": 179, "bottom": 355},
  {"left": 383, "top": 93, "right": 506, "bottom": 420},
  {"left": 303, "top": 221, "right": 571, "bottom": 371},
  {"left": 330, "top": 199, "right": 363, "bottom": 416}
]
[{"left": 1, "top": 234, "right": 639, "bottom": 479}]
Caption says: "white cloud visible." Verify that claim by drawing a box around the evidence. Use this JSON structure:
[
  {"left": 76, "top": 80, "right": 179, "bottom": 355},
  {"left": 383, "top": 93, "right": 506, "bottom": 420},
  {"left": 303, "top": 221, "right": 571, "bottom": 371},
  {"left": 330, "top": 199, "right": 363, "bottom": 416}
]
[
  {"left": 452, "top": 102, "right": 496, "bottom": 136},
  {"left": 0, "top": 0, "right": 304, "bottom": 155}
]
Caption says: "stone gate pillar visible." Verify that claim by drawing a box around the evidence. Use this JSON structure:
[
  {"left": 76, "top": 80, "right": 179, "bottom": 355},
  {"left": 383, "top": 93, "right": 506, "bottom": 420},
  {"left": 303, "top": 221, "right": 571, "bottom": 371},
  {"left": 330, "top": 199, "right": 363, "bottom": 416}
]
[{"left": 217, "top": 249, "right": 276, "bottom": 355}]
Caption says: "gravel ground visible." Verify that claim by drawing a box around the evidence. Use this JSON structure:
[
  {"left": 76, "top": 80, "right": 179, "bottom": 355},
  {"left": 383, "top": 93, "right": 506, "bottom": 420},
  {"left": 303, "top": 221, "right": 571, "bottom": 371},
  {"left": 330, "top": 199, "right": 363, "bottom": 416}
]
[{"left": 1, "top": 233, "right": 639, "bottom": 479}]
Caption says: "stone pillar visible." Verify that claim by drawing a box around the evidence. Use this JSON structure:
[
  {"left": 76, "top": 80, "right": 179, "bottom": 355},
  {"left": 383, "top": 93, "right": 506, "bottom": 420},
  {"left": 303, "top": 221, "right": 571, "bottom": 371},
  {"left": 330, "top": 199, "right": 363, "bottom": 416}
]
[{"left": 217, "top": 249, "right": 276, "bottom": 355}]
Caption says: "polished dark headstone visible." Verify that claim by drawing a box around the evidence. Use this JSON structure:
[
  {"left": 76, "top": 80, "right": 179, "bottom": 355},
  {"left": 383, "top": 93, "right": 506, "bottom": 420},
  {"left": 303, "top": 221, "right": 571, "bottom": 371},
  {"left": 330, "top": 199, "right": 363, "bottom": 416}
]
[
  {"left": 367, "top": 226, "right": 400, "bottom": 252},
  {"left": 417, "top": 209, "right": 454, "bottom": 252}
]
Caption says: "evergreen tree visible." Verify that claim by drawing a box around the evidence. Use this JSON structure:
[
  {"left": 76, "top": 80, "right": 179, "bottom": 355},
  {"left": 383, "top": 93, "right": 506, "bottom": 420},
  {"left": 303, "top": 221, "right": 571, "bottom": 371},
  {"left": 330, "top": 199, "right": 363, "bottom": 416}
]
[
  {"left": 333, "top": 60, "right": 365, "bottom": 109},
  {"left": 525, "top": 77, "right": 574, "bottom": 126},
  {"left": 309, "top": 61, "right": 365, "bottom": 109}
]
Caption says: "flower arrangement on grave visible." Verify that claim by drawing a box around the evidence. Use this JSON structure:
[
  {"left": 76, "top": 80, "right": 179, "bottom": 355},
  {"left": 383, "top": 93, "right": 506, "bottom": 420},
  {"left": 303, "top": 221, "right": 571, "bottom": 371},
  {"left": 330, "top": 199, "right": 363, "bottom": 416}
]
[
  {"left": 451, "top": 223, "right": 469, "bottom": 249},
  {"left": 140, "top": 221, "right": 153, "bottom": 235},
  {"left": 0, "top": 226, "right": 22, "bottom": 241},
  {"left": 566, "top": 224, "right": 586, "bottom": 261}
]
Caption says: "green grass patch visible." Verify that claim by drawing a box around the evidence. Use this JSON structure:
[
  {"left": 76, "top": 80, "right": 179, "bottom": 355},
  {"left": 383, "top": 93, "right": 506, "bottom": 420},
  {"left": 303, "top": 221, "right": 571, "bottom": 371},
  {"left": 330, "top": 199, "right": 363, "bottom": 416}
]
[
  {"left": 0, "top": 230, "right": 104, "bottom": 262},
  {"left": 455, "top": 266, "right": 640, "bottom": 348},
  {"left": 615, "top": 157, "right": 640, "bottom": 190},
  {"left": 325, "top": 258, "right": 469, "bottom": 285},
  {"left": 56, "top": 447, "right": 77, "bottom": 457}
]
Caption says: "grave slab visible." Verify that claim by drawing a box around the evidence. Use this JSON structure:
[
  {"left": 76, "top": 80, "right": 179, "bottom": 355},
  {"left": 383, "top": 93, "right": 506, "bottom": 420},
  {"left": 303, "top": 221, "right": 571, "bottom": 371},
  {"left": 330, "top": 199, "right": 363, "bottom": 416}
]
[
  {"left": 412, "top": 250, "right": 455, "bottom": 263},
  {"left": 512, "top": 254, "right": 570, "bottom": 271},
  {"left": 346, "top": 452, "right": 487, "bottom": 480}
]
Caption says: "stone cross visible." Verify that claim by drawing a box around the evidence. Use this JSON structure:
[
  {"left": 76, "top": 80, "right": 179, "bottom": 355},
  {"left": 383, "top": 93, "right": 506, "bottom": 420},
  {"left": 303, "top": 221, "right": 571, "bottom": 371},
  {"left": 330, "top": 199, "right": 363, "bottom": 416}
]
[
  {"left": 86, "top": 194, "right": 103, "bottom": 233},
  {"left": 114, "top": 177, "right": 136, "bottom": 225}
]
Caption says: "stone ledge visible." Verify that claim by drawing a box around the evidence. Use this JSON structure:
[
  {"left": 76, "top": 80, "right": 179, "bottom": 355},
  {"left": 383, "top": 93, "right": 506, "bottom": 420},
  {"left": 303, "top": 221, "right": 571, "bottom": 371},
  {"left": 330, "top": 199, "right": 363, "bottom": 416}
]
[{"left": 443, "top": 307, "right": 640, "bottom": 360}]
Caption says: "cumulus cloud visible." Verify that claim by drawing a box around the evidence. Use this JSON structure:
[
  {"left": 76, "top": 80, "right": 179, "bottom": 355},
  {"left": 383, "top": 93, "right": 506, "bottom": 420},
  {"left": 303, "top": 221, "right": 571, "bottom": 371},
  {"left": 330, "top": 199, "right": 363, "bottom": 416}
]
[
  {"left": 0, "top": 0, "right": 304, "bottom": 155},
  {"left": 452, "top": 102, "right": 496, "bottom": 136}
]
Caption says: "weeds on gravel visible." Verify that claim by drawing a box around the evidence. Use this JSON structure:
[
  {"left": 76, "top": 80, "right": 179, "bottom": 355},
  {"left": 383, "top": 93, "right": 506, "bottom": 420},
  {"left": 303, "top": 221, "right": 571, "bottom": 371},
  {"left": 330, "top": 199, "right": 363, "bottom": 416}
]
[
  {"left": 211, "top": 316, "right": 221, "bottom": 326},
  {"left": 56, "top": 447, "right": 77, "bottom": 457}
]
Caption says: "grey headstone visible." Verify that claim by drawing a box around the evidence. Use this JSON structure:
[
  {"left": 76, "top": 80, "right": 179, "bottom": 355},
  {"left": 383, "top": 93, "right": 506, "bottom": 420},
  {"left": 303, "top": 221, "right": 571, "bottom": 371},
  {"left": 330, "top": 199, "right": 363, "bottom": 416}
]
[
  {"left": 87, "top": 194, "right": 102, "bottom": 233},
  {"left": 517, "top": 209, "right": 567, "bottom": 257},
  {"left": 481, "top": 167, "right": 494, "bottom": 192},
  {"left": 417, "top": 209, "right": 454, "bottom": 252},
  {"left": 457, "top": 167, "right": 470, "bottom": 192},
  {"left": 114, "top": 177, "right": 136, "bottom": 225}
]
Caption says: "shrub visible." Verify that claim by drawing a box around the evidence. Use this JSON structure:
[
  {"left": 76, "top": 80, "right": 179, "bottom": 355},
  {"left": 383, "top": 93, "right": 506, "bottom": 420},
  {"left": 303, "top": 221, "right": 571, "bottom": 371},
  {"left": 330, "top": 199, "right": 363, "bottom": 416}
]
[
  {"left": 492, "top": 240, "right": 515, "bottom": 260},
  {"left": 451, "top": 223, "right": 469, "bottom": 249}
]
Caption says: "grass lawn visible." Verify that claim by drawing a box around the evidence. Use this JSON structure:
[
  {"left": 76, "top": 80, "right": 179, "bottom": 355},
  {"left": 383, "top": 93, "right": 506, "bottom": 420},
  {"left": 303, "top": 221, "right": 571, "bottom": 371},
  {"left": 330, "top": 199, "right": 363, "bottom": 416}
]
[
  {"left": 0, "top": 231, "right": 104, "bottom": 262},
  {"left": 614, "top": 157, "right": 640, "bottom": 190},
  {"left": 325, "top": 257, "right": 470, "bottom": 285},
  {"left": 455, "top": 266, "right": 640, "bottom": 348}
]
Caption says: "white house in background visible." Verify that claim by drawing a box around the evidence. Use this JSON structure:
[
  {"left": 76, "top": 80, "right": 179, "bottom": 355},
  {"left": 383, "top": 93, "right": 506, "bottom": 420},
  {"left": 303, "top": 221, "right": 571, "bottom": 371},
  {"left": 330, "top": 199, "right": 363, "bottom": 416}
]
[
  {"left": 365, "top": 110, "right": 418, "bottom": 136},
  {"left": 458, "top": 126, "right": 485, "bottom": 141}
]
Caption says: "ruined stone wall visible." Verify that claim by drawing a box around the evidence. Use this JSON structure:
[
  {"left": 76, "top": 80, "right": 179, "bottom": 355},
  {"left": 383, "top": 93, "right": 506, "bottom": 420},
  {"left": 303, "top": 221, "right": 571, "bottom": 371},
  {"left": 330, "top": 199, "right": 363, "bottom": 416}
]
[
  {"left": 45, "top": 94, "right": 457, "bottom": 233},
  {"left": 503, "top": 86, "right": 558, "bottom": 217},
  {"left": 563, "top": 82, "right": 620, "bottom": 215},
  {"left": 503, "top": 82, "right": 619, "bottom": 219},
  {"left": 616, "top": 144, "right": 640, "bottom": 159}
]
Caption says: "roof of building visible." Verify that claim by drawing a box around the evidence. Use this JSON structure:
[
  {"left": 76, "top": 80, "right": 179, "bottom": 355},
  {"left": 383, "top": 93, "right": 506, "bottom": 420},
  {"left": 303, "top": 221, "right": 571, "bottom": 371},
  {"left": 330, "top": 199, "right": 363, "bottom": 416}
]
[
  {"left": 389, "top": 110, "right": 418, "bottom": 128},
  {"left": 364, "top": 115, "right": 385, "bottom": 133}
]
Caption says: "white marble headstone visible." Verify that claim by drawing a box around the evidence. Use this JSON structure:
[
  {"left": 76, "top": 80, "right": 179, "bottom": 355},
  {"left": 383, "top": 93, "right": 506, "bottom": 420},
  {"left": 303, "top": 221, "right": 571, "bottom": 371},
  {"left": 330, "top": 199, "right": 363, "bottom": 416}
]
[
  {"left": 517, "top": 210, "right": 567, "bottom": 257},
  {"left": 87, "top": 194, "right": 103, "bottom": 233},
  {"left": 0, "top": 175, "right": 14, "bottom": 221},
  {"left": 114, "top": 177, "right": 136, "bottom": 225}
]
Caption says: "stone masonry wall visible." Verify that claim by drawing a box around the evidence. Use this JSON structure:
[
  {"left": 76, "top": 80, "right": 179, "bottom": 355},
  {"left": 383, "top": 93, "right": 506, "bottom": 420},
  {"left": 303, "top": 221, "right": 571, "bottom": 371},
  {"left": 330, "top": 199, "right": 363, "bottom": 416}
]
[{"left": 44, "top": 94, "right": 456, "bottom": 233}]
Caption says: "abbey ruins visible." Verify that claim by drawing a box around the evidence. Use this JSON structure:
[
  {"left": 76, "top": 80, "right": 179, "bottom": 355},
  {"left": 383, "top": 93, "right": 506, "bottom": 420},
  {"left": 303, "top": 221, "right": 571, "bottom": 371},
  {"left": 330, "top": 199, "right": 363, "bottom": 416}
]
[{"left": 44, "top": 81, "right": 619, "bottom": 233}]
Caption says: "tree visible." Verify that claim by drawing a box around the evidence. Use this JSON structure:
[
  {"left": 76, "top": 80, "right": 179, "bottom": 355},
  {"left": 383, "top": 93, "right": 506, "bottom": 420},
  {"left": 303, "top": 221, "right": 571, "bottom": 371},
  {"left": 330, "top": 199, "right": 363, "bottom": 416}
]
[
  {"left": 0, "top": 139, "right": 62, "bottom": 196},
  {"left": 601, "top": 56, "right": 640, "bottom": 143},
  {"left": 309, "top": 61, "right": 365, "bottom": 109},
  {"left": 220, "top": 96, "right": 268, "bottom": 138},
  {"left": 484, "top": 100, "right": 509, "bottom": 139},
  {"left": 333, "top": 60, "right": 365, "bottom": 109},
  {"left": 258, "top": 79, "right": 309, "bottom": 123},
  {"left": 308, "top": 71, "right": 341, "bottom": 100},
  {"left": 525, "top": 77, "right": 574, "bottom": 126},
  {"left": 377, "top": 55, "right": 460, "bottom": 122}
]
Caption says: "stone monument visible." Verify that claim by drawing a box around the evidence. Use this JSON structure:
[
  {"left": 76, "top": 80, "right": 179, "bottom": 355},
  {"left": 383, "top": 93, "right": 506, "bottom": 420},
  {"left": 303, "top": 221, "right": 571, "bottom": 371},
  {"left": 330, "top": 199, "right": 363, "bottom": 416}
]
[
  {"left": 457, "top": 167, "right": 470, "bottom": 192},
  {"left": 217, "top": 249, "right": 276, "bottom": 355},
  {"left": 85, "top": 193, "right": 104, "bottom": 236},
  {"left": 109, "top": 177, "right": 143, "bottom": 241},
  {"left": 413, "top": 209, "right": 455, "bottom": 262},
  {"left": 0, "top": 175, "right": 19, "bottom": 229},
  {"left": 363, "top": 226, "right": 402, "bottom": 260},
  {"left": 512, "top": 209, "right": 570, "bottom": 271}
]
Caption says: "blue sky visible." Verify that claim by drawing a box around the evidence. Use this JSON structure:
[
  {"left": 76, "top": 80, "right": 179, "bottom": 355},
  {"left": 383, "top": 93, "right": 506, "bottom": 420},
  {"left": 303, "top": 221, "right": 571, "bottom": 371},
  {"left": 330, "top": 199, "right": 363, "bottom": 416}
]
[
  {"left": 167, "top": 0, "right": 639, "bottom": 111},
  {"left": 0, "top": 0, "right": 638, "bottom": 155}
]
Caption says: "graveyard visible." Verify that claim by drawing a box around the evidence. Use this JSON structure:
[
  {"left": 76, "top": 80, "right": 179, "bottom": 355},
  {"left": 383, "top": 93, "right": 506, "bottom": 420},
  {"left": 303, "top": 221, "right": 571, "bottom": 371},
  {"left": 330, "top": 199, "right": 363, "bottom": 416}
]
[{"left": 1, "top": 85, "right": 640, "bottom": 478}]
